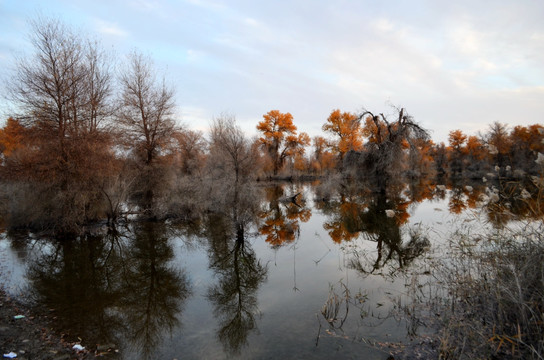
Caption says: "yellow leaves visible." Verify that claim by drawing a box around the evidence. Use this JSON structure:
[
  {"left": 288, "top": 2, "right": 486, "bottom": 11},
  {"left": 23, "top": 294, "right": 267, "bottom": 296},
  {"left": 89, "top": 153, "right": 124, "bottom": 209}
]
[
  {"left": 362, "top": 115, "right": 388, "bottom": 144},
  {"left": 448, "top": 129, "right": 467, "bottom": 150},
  {"left": 0, "top": 118, "right": 27, "bottom": 157},
  {"left": 257, "top": 110, "right": 296, "bottom": 141},
  {"left": 257, "top": 110, "right": 308, "bottom": 174},
  {"left": 323, "top": 109, "right": 363, "bottom": 156}
]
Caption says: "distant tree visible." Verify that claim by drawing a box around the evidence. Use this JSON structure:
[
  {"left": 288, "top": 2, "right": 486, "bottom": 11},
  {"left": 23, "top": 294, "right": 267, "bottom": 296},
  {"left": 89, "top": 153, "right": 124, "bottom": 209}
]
[
  {"left": 407, "top": 138, "right": 435, "bottom": 178},
  {"left": 465, "top": 135, "right": 487, "bottom": 177},
  {"left": 448, "top": 130, "right": 467, "bottom": 152},
  {"left": 432, "top": 142, "right": 448, "bottom": 178},
  {"left": 359, "top": 107, "right": 429, "bottom": 193},
  {"left": 310, "top": 136, "right": 336, "bottom": 174},
  {"left": 256, "top": 110, "right": 310, "bottom": 175},
  {"left": 486, "top": 122, "right": 511, "bottom": 171},
  {"left": 510, "top": 125, "right": 544, "bottom": 174},
  {"left": 173, "top": 129, "right": 207, "bottom": 176},
  {"left": 209, "top": 114, "right": 256, "bottom": 184},
  {"left": 448, "top": 130, "right": 468, "bottom": 177},
  {"left": 322, "top": 109, "right": 363, "bottom": 162},
  {"left": 0, "top": 118, "right": 26, "bottom": 158},
  {"left": 466, "top": 136, "right": 486, "bottom": 161}
]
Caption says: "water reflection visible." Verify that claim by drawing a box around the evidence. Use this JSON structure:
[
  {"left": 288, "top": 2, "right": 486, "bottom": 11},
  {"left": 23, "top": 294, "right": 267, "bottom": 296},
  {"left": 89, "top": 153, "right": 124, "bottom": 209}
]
[
  {"left": 118, "top": 223, "right": 191, "bottom": 358},
  {"left": 346, "top": 192, "right": 430, "bottom": 277},
  {"left": 316, "top": 181, "right": 430, "bottom": 277},
  {"left": 204, "top": 182, "right": 268, "bottom": 354},
  {"left": 26, "top": 231, "right": 125, "bottom": 345},
  {"left": 24, "top": 223, "right": 191, "bottom": 358},
  {"left": 4, "top": 178, "right": 544, "bottom": 359},
  {"left": 206, "top": 223, "right": 267, "bottom": 354},
  {"left": 258, "top": 185, "right": 311, "bottom": 247}
]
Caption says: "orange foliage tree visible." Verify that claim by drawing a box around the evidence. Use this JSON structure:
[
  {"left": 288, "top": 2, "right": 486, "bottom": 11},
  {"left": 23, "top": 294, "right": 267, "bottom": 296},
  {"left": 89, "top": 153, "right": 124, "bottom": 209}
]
[
  {"left": 256, "top": 110, "right": 310, "bottom": 175},
  {"left": 510, "top": 125, "right": 544, "bottom": 173},
  {"left": 0, "top": 118, "right": 26, "bottom": 158},
  {"left": 466, "top": 136, "right": 486, "bottom": 161},
  {"left": 310, "top": 136, "right": 336, "bottom": 174},
  {"left": 322, "top": 109, "right": 363, "bottom": 161},
  {"left": 448, "top": 129, "right": 468, "bottom": 176},
  {"left": 448, "top": 130, "right": 467, "bottom": 152}
]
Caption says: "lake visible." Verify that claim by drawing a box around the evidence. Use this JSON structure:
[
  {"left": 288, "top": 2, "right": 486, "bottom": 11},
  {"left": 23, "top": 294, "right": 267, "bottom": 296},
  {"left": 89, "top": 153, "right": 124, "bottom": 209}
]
[{"left": 0, "top": 180, "right": 511, "bottom": 359}]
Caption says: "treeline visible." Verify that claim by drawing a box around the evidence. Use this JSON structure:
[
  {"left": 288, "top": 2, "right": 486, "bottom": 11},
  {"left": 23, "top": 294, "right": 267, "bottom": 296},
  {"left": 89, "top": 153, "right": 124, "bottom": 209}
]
[{"left": 1, "top": 17, "right": 543, "bottom": 234}]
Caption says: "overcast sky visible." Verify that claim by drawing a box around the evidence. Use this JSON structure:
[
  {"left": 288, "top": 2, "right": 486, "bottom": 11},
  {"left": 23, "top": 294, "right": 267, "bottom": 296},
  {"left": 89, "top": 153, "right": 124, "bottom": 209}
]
[{"left": 1, "top": 0, "right": 543, "bottom": 143}]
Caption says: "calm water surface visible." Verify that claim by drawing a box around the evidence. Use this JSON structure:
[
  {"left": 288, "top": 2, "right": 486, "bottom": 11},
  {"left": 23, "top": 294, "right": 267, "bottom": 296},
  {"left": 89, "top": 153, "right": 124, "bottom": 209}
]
[{"left": 0, "top": 182, "right": 492, "bottom": 359}]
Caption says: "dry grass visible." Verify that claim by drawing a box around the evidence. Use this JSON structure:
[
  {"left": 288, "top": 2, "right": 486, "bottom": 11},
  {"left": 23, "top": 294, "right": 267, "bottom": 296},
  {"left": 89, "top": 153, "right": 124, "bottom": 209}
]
[{"left": 402, "top": 222, "right": 544, "bottom": 359}]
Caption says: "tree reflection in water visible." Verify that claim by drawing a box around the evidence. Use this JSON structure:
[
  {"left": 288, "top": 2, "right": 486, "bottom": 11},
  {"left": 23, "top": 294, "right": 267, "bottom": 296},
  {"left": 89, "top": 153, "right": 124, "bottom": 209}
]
[
  {"left": 258, "top": 184, "right": 311, "bottom": 248},
  {"left": 119, "top": 222, "right": 191, "bottom": 358},
  {"left": 346, "top": 192, "right": 430, "bottom": 277},
  {"left": 24, "top": 223, "right": 192, "bottom": 358},
  {"left": 26, "top": 231, "right": 126, "bottom": 346},
  {"left": 317, "top": 181, "right": 430, "bottom": 277},
  {"left": 205, "top": 182, "right": 268, "bottom": 355}
]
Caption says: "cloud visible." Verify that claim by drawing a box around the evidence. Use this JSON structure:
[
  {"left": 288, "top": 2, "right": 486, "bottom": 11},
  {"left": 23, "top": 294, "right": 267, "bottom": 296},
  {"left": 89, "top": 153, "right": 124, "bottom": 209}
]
[
  {"left": 179, "top": 106, "right": 212, "bottom": 131},
  {"left": 185, "top": 0, "right": 225, "bottom": 12},
  {"left": 93, "top": 19, "right": 129, "bottom": 37}
]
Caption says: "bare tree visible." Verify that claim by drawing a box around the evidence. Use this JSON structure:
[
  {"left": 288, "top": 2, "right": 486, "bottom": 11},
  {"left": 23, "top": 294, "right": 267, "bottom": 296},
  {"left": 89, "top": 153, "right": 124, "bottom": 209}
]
[
  {"left": 117, "top": 51, "right": 176, "bottom": 165},
  {"left": 173, "top": 129, "right": 207, "bottom": 176},
  {"left": 9, "top": 17, "right": 113, "bottom": 157},
  {"left": 209, "top": 114, "right": 256, "bottom": 184},
  {"left": 4, "top": 17, "right": 118, "bottom": 233}
]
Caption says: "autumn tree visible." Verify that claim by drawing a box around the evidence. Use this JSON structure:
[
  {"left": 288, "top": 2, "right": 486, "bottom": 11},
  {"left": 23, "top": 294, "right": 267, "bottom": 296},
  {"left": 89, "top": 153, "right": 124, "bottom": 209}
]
[
  {"left": 310, "top": 136, "right": 336, "bottom": 174},
  {"left": 3, "top": 17, "right": 117, "bottom": 233},
  {"left": 256, "top": 110, "right": 310, "bottom": 175},
  {"left": 509, "top": 125, "right": 544, "bottom": 174},
  {"left": 0, "top": 118, "right": 26, "bottom": 158},
  {"left": 448, "top": 129, "right": 468, "bottom": 177},
  {"left": 358, "top": 107, "right": 429, "bottom": 193},
  {"left": 322, "top": 109, "right": 363, "bottom": 162},
  {"left": 407, "top": 138, "right": 435, "bottom": 179},
  {"left": 465, "top": 135, "right": 487, "bottom": 177}
]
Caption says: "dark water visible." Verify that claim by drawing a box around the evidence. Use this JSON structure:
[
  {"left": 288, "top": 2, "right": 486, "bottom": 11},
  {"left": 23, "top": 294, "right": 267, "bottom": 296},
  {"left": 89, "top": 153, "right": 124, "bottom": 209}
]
[{"left": 0, "top": 181, "right": 502, "bottom": 359}]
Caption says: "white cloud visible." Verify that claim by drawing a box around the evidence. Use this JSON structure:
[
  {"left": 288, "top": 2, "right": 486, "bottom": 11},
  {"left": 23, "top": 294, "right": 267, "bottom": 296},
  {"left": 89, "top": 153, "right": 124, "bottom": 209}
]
[
  {"left": 93, "top": 19, "right": 128, "bottom": 37},
  {"left": 243, "top": 17, "right": 259, "bottom": 27},
  {"left": 179, "top": 106, "right": 212, "bottom": 132},
  {"left": 185, "top": 0, "right": 225, "bottom": 12},
  {"left": 371, "top": 17, "right": 395, "bottom": 33}
]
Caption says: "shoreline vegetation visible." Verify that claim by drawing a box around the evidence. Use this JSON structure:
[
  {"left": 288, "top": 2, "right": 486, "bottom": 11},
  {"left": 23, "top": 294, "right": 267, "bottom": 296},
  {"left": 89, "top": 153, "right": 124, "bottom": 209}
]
[{"left": 1, "top": 16, "right": 544, "bottom": 359}]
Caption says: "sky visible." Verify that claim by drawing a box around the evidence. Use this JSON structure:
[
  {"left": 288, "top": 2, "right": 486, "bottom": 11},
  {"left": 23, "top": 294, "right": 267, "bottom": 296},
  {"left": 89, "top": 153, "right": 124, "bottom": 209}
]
[{"left": 1, "top": 0, "right": 543, "bottom": 143}]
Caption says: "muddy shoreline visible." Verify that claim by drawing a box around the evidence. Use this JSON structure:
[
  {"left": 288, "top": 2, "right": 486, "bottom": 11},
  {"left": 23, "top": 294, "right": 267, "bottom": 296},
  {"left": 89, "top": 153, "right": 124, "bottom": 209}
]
[{"left": 0, "top": 290, "right": 101, "bottom": 360}]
